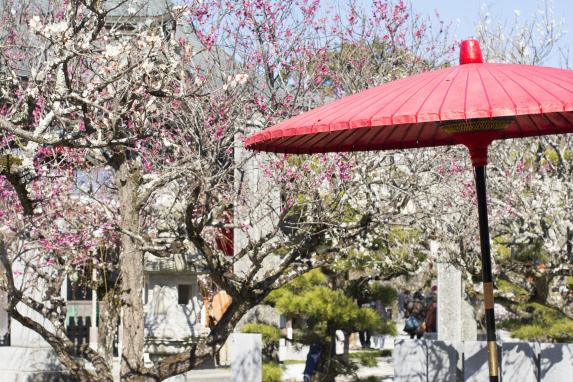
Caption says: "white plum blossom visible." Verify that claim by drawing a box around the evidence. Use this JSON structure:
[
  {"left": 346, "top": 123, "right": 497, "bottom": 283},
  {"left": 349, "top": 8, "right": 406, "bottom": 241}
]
[
  {"left": 28, "top": 16, "right": 42, "bottom": 32},
  {"left": 43, "top": 22, "right": 69, "bottom": 37},
  {"left": 223, "top": 73, "right": 249, "bottom": 90},
  {"left": 144, "top": 33, "right": 162, "bottom": 45},
  {"left": 140, "top": 59, "right": 155, "bottom": 73},
  {"left": 104, "top": 44, "right": 122, "bottom": 58},
  {"left": 235, "top": 73, "right": 249, "bottom": 85}
]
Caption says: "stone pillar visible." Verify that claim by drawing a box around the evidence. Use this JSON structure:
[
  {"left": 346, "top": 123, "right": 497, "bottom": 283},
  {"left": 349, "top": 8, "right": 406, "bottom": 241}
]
[
  {"left": 230, "top": 333, "right": 262, "bottom": 382},
  {"left": 286, "top": 318, "right": 293, "bottom": 341},
  {"left": 0, "top": 290, "right": 8, "bottom": 343},
  {"left": 437, "top": 262, "right": 462, "bottom": 342},
  {"left": 435, "top": 241, "right": 476, "bottom": 342},
  {"left": 89, "top": 267, "right": 98, "bottom": 350}
]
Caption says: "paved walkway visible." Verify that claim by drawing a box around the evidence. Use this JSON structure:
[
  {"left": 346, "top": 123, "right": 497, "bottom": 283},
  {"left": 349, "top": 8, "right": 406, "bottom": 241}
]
[
  {"left": 164, "top": 356, "right": 395, "bottom": 381},
  {"left": 282, "top": 356, "right": 394, "bottom": 382},
  {"left": 164, "top": 368, "right": 232, "bottom": 381}
]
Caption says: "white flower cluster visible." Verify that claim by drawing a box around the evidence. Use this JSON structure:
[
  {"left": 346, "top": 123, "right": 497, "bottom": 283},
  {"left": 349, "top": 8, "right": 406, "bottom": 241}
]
[
  {"left": 28, "top": 16, "right": 42, "bottom": 32},
  {"left": 29, "top": 16, "right": 68, "bottom": 38},
  {"left": 44, "top": 22, "right": 68, "bottom": 36},
  {"left": 104, "top": 44, "right": 123, "bottom": 58},
  {"left": 223, "top": 73, "right": 249, "bottom": 91}
]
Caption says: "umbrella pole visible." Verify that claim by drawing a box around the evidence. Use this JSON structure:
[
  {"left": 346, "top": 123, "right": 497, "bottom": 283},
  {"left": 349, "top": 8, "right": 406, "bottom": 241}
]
[{"left": 473, "top": 165, "right": 499, "bottom": 382}]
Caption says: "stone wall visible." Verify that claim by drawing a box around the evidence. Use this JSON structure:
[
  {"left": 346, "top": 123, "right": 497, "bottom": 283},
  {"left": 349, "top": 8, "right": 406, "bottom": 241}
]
[{"left": 394, "top": 339, "right": 573, "bottom": 382}]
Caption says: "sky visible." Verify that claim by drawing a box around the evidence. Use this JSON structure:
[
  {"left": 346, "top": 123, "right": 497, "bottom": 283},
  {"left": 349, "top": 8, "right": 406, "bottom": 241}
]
[{"left": 413, "top": 0, "right": 573, "bottom": 67}]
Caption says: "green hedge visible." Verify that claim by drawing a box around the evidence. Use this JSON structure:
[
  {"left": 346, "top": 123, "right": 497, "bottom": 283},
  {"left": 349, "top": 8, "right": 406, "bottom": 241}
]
[
  {"left": 500, "top": 302, "right": 573, "bottom": 342},
  {"left": 262, "top": 362, "right": 282, "bottom": 382}
]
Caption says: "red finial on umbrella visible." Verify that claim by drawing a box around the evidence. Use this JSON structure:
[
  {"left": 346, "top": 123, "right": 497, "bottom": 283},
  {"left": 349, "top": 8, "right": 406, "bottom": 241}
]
[{"left": 459, "top": 39, "right": 483, "bottom": 65}]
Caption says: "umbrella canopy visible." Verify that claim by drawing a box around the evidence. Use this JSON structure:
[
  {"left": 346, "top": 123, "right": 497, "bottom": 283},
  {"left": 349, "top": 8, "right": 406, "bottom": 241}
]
[
  {"left": 245, "top": 41, "right": 573, "bottom": 156},
  {"left": 246, "top": 39, "right": 573, "bottom": 382}
]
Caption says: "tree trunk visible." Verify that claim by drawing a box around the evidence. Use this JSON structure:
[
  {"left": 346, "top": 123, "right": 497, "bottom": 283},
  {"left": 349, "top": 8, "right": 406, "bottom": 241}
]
[
  {"left": 98, "top": 290, "right": 121, "bottom": 366},
  {"left": 115, "top": 159, "right": 146, "bottom": 380}
]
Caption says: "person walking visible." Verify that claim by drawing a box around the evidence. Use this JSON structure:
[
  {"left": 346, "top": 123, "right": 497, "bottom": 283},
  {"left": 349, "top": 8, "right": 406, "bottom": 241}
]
[
  {"left": 303, "top": 344, "right": 321, "bottom": 382},
  {"left": 419, "top": 289, "right": 437, "bottom": 336},
  {"left": 358, "top": 300, "right": 375, "bottom": 348},
  {"left": 398, "top": 289, "right": 411, "bottom": 318},
  {"left": 404, "top": 293, "right": 425, "bottom": 339}
]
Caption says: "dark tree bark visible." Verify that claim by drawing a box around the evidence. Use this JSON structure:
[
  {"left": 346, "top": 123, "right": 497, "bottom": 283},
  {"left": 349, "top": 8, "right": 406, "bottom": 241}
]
[{"left": 114, "top": 156, "right": 146, "bottom": 381}]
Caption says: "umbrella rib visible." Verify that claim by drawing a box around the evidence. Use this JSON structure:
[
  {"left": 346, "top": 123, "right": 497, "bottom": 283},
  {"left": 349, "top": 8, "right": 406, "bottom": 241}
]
[
  {"left": 310, "top": 130, "right": 353, "bottom": 152},
  {"left": 497, "top": 67, "right": 543, "bottom": 113},
  {"left": 475, "top": 65, "right": 493, "bottom": 118},
  {"left": 293, "top": 132, "right": 327, "bottom": 154},
  {"left": 344, "top": 127, "right": 376, "bottom": 150},
  {"left": 414, "top": 122, "right": 427, "bottom": 146},
  {"left": 296, "top": 80, "right": 394, "bottom": 134},
  {"left": 507, "top": 68, "right": 567, "bottom": 111},
  {"left": 413, "top": 69, "right": 455, "bottom": 122},
  {"left": 556, "top": 112, "right": 573, "bottom": 137},
  {"left": 370, "top": 121, "right": 398, "bottom": 147},
  {"left": 292, "top": 85, "right": 389, "bottom": 130},
  {"left": 396, "top": 123, "right": 416, "bottom": 148},
  {"left": 529, "top": 68, "right": 573, "bottom": 95},
  {"left": 437, "top": 66, "right": 462, "bottom": 120},
  {"left": 482, "top": 65, "right": 518, "bottom": 115},
  {"left": 328, "top": 127, "right": 372, "bottom": 151},
  {"left": 528, "top": 72, "right": 573, "bottom": 111},
  {"left": 272, "top": 87, "right": 380, "bottom": 138},
  {"left": 544, "top": 112, "right": 573, "bottom": 134},
  {"left": 559, "top": 111, "right": 573, "bottom": 127},
  {"left": 269, "top": 135, "right": 296, "bottom": 150},
  {"left": 524, "top": 114, "right": 543, "bottom": 136},
  {"left": 527, "top": 66, "right": 573, "bottom": 90},
  {"left": 270, "top": 135, "right": 299, "bottom": 151},
  {"left": 296, "top": 132, "right": 334, "bottom": 153},
  {"left": 362, "top": 126, "right": 394, "bottom": 147},
  {"left": 541, "top": 113, "right": 560, "bottom": 135},
  {"left": 276, "top": 133, "right": 317, "bottom": 154},
  {"left": 304, "top": 74, "right": 422, "bottom": 134},
  {"left": 338, "top": 71, "right": 437, "bottom": 129},
  {"left": 388, "top": 68, "right": 455, "bottom": 124},
  {"left": 430, "top": 121, "right": 442, "bottom": 147},
  {"left": 463, "top": 70, "right": 471, "bottom": 119},
  {"left": 512, "top": 116, "right": 525, "bottom": 138}
]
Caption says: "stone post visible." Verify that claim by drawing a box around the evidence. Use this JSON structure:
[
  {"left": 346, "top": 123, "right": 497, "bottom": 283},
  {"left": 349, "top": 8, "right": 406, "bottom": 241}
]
[
  {"left": 0, "top": 290, "right": 8, "bottom": 343},
  {"left": 230, "top": 333, "right": 262, "bottom": 382},
  {"left": 89, "top": 266, "right": 98, "bottom": 350},
  {"left": 437, "top": 261, "right": 462, "bottom": 341},
  {"left": 435, "top": 241, "right": 476, "bottom": 342},
  {"left": 286, "top": 318, "right": 293, "bottom": 341}
]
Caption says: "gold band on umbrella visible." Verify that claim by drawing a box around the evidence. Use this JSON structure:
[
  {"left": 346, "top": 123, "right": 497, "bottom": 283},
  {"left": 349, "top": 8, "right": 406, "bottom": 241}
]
[
  {"left": 483, "top": 282, "right": 494, "bottom": 309},
  {"left": 487, "top": 341, "right": 499, "bottom": 376},
  {"left": 441, "top": 117, "right": 514, "bottom": 134}
]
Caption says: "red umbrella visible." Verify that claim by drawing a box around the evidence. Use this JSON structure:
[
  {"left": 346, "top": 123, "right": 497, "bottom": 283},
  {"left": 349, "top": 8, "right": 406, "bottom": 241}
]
[{"left": 246, "top": 39, "right": 573, "bottom": 381}]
